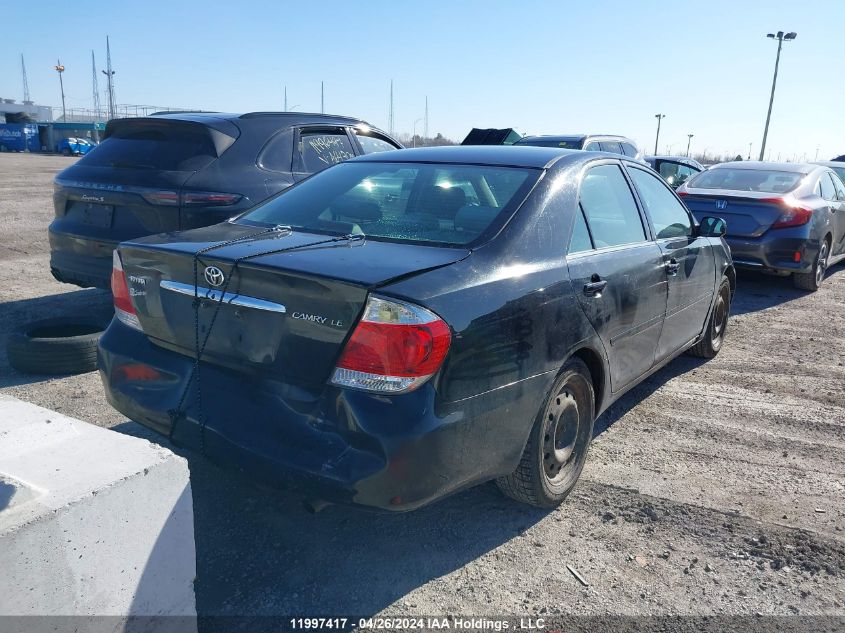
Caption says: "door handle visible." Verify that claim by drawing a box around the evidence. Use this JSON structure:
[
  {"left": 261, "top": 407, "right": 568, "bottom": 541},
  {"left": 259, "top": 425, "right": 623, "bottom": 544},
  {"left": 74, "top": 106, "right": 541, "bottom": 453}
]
[
  {"left": 583, "top": 276, "right": 608, "bottom": 297},
  {"left": 665, "top": 258, "right": 680, "bottom": 275}
]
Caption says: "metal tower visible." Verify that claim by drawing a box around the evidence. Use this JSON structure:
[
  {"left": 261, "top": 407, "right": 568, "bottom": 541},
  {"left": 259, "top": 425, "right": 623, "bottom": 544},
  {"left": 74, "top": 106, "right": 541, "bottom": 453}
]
[
  {"left": 91, "top": 51, "right": 101, "bottom": 117},
  {"left": 21, "top": 55, "right": 31, "bottom": 104},
  {"left": 388, "top": 80, "right": 394, "bottom": 136},
  {"left": 102, "top": 36, "right": 116, "bottom": 119}
]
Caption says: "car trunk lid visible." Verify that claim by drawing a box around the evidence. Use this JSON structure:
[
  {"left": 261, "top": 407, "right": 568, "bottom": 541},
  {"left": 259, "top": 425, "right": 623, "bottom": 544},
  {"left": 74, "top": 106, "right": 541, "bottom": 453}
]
[
  {"left": 681, "top": 189, "right": 797, "bottom": 238},
  {"left": 118, "top": 226, "right": 469, "bottom": 388}
]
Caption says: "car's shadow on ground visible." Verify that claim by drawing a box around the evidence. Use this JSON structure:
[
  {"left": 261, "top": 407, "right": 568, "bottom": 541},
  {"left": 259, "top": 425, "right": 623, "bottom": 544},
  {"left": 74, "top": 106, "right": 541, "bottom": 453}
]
[
  {"left": 0, "top": 288, "right": 111, "bottom": 388},
  {"left": 730, "top": 262, "right": 844, "bottom": 316},
  {"left": 115, "top": 421, "right": 554, "bottom": 624}
]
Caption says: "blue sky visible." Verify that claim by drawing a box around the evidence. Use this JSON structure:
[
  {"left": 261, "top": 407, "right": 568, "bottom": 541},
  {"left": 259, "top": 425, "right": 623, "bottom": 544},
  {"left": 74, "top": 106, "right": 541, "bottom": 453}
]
[{"left": 2, "top": 0, "right": 842, "bottom": 160}]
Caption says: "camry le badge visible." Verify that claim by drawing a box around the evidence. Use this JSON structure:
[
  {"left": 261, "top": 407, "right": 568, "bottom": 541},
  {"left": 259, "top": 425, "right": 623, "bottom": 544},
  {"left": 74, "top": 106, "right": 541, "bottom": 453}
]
[
  {"left": 204, "top": 266, "right": 225, "bottom": 287},
  {"left": 715, "top": 200, "right": 728, "bottom": 210}
]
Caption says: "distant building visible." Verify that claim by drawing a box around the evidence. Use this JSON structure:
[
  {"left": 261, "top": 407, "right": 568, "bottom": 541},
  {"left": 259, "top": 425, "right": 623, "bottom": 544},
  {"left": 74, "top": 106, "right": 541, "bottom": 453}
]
[{"left": 0, "top": 99, "right": 52, "bottom": 123}]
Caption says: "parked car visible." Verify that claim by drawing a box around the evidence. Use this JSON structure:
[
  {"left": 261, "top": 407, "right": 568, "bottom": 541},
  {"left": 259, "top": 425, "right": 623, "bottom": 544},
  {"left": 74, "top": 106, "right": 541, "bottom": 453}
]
[
  {"left": 57, "top": 137, "right": 97, "bottom": 156},
  {"left": 678, "top": 161, "right": 845, "bottom": 290},
  {"left": 99, "top": 145, "right": 734, "bottom": 511},
  {"left": 48, "top": 112, "right": 402, "bottom": 289},
  {"left": 515, "top": 134, "right": 645, "bottom": 162},
  {"left": 646, "top": 155, "right": 704, "bottom": 188},
  {"left": 812, "top": 160, "right": 845, "bottom": 185}
]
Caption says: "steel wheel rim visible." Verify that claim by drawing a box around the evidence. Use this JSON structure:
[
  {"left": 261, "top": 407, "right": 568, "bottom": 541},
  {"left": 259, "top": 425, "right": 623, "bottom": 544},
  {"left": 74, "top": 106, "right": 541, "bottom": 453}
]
[
  {"left": 713, "top": 287, "right": 728, "bottom": 338},
  {"left": 816, "top": 243, "right": 829, "bottom": 285},
  {"left": 543, "top": 389, "right": 580, "bottom": 484}
]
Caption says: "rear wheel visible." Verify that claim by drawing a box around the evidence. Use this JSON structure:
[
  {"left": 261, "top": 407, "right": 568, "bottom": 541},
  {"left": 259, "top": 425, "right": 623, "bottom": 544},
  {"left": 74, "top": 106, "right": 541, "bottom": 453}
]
[
  {"left": 496, "top": 358, "right": 595, "bottom": 507},
  {"left": 61, "top": 147, "right": 71, "bottom": 157},
  {"left": 793, "top": 239, "right": 830, "bottom": 291},
  {"left": 688, "top": 277, "right": 731, "bottom": 358}
]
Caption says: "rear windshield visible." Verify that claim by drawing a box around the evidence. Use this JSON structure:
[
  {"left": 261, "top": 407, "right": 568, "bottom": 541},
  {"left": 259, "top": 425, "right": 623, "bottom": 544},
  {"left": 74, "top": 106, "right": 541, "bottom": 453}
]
[
  {"left": 687, "top": 167, "right": 804, "bottom": 193},
  {"left": 79, "top": 125, "right": 218, "bottom": 171},
  {"left": 517, "top": 139, "right": 583, "bottom": 150},
  {"left": 240, "top": 161, "right": 538, "bottom": 246}
]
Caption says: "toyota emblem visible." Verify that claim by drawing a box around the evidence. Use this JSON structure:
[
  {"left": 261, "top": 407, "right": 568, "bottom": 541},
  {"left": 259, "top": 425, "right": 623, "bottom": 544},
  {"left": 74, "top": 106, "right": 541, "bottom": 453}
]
[{"left": 204, "top": 266, "right": 225, "bottom": 287}]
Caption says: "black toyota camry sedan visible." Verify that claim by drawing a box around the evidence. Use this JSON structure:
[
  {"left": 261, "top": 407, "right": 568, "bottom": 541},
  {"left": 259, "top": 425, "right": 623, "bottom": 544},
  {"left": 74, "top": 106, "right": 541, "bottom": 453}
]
[{"left": 99, "top": 146, "right": 734, "bottom": 511}]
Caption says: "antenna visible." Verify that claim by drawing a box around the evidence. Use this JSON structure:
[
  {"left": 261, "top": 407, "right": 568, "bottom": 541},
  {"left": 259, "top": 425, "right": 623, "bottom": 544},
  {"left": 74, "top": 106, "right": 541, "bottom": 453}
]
[
  {"left": 424, "top": 96, "right": 428, "bottom": 140},
  {"left": 91, "top": 51, "right": 101, "bottom": 118},
  {"left": 388, "top": 80, "right": 394, "bottom": 136},
  {"left": 102, "top": 36, "right": 116, "bottom": 119},
  {"left": 21, "top": 54, "right": 31, "bottom": 104}
]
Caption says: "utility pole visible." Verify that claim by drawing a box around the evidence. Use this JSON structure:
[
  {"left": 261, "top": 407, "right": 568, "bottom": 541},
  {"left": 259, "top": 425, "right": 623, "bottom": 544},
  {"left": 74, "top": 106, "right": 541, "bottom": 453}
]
[
  {"left": 321, "top": 81, "right": 324, "bottom": 114},
  {"left": 686, "top": 134, "right": 693, "bottom": 157},
  {"left": 21, "top": 54, "right": 32, "bottom": 104},
  {"left": 54, "top": 60, "right": 67, "bottom": 121},
  {"left": 388, "top": 80, "right": 394, "bottom": 136},
  {"left": 814, "top": 146, "right": 819, "bottom": 161},
  {"left": 424, "top": 96, "right": 429, "bottom": 140},
  {"left": 760, "top": 31, "right": 797, "bottom": 161},
  {"left": 91, "top": 51, "right": 101, "bottom": 141},
  {"left": 102, "top": 36, "right": 116, "bottom": 120},
  {"left": 653, "top": 114, "right": 665, "bottom": 155},
  {"left": 747, "top": 142, "right": 753, "bottom": 161}
]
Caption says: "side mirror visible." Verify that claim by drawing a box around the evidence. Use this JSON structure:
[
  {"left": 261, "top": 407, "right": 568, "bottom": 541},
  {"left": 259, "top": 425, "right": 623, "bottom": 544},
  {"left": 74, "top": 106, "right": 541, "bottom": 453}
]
[{"left": 698, "top": 216, "right": 727, "bottom": 238}]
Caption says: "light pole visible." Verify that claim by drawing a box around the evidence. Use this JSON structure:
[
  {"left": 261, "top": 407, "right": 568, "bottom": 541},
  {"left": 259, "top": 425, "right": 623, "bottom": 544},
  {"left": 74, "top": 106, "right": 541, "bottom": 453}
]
[
  {"left": 759, "top": 30, "right": 797, "bottom": 161},
  {"left": 686, "top": 134, "right": 694, "bottom": 157},
  {"left": 748, "top": 142, "right": 753, "bottom": 160},
  {"left": 653, "top": 114, "right": 665, "bottom": 155},
  {"left": 413, "top": 118, "right": 424, "bottom": 147},
  {"left": 54, "top": 60, "right": 66, "bottom": 122}
]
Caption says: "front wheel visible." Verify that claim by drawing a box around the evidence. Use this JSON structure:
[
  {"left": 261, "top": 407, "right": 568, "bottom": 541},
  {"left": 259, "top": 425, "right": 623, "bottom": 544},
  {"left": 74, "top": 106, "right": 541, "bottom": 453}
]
[
  {"left": 793, "top": 239, "right": 829, "bottom": 291},
  {"left": 496, "top": 358, "right": 595, "bottom": 507},
  {"left": 687, "top": 277, "right": 731, "bottom": 359}
]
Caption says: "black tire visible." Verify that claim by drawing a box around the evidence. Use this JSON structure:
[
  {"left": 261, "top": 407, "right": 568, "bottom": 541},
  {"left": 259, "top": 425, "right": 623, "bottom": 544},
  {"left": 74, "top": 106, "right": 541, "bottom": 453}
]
[
  {"left": 687, "top": 277, "right": 731, "bottom": 359},
  {"left": 793, "top": 238, "right": 830, "bottom": 291},
  {"left": 61, "top": 147, "right": 71, "bottom": 156},
  {"left": 6, "top": 317, "right": 106, "bottom": 375},
  {"left": 496, "top": 358, "right": 595, "bottom": 507}
]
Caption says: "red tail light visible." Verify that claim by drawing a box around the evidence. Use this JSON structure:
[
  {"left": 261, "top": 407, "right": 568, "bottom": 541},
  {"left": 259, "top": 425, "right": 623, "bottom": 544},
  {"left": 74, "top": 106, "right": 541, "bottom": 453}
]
[
  {"left": 111, "top": 250, "right": 142, "bottom": 331},
  {"left": 676, "top": 191, "right": 689, "bottom": 197},
  {"left": 765, "top": 197, "right": 813, "bottom": 229},
  {"left": 141, "top": 190, "right": 242, "bottom": 207},
  {"left": 331, "top": 296, "right": 451, "bottom": 394}
]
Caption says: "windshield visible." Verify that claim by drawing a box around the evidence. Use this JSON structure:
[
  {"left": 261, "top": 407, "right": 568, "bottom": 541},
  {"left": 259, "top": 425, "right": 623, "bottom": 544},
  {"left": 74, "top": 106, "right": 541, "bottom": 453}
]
[
  {"left": 240, "top": 161, "right": 538, "bottom": 246},
  {"left": 687, "top": 167, "right": 804, "bottom": 193}
]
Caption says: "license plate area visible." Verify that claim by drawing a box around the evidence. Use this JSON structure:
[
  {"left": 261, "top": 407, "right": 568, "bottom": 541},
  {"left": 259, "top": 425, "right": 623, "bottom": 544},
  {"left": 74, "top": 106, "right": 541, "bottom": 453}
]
[{"left": 79, "top": 203, "right": 114, "bottom": 227}]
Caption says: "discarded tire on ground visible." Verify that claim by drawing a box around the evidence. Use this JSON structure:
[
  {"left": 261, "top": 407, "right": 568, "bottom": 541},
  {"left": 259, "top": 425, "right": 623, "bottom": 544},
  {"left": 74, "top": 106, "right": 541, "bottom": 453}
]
[{"left": 6, "top": 317, "right": 106, "bottom": 375}]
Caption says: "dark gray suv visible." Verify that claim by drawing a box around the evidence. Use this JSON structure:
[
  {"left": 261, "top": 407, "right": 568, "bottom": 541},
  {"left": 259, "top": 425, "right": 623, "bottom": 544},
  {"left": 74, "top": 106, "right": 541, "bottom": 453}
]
[
  {"left": 49, "top": 112, "right": 401, "bottom": 289},
  {"left": 678, "top": 161, "right": 845, "bottom": 290}
]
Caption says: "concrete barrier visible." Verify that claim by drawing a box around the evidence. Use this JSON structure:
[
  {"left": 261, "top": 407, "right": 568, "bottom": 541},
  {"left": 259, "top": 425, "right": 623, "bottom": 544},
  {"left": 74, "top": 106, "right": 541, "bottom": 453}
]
[{"left": 0, "top": 394, "right": 196, "bottom": 627}]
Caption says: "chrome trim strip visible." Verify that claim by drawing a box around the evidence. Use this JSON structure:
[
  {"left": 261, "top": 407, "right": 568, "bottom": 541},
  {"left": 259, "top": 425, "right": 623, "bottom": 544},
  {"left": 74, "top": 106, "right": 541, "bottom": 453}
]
[{"left": 159, "top": 280, "right": 286, "bottom": 313}]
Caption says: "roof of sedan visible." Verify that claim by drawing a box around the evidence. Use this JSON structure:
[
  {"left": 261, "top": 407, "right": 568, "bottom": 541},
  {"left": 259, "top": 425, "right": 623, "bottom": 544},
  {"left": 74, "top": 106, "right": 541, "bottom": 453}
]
[
  {"left": 351, "top": 145, "right": 587, "bottom": 168},
  {"left": 705, "top": 160, "right": 822, "bottom": 174},
  {"left": 149, "top": 111, "right": 367, "bottom": 125}
]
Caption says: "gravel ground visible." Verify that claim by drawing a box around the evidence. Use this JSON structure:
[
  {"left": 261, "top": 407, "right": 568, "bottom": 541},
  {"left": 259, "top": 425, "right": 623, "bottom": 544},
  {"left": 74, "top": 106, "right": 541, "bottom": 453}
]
[{"left": 1, "top": 152, "right": 843, "bottom": 623}]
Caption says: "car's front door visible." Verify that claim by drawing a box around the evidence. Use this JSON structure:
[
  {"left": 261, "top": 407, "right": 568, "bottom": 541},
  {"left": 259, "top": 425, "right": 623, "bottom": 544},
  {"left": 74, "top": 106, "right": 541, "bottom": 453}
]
[
  {"left": 626, "top": 165, "right": 716, "bottom": 362},
  {"left": 566, "top": 162, "right": 668, "bottom": 392},
  {"left": 822, "top": 172, "right": 845, "bottom": 256}
]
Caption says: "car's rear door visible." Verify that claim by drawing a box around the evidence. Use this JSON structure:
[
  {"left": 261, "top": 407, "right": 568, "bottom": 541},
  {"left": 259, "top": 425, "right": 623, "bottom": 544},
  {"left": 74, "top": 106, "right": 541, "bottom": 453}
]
[
  {"left": 822, "top": 172, "right": 845, "bottom": 256},
  {"left": 566, "top": 161, "right": 667, "bottom": 392},
  {"left": 627, "top": 165, "right": 715, "bottom": 362}
]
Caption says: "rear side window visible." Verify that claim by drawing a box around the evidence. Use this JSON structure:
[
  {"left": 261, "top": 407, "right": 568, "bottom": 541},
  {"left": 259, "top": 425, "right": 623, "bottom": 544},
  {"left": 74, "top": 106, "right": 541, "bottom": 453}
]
[
  {"left": 818, "top": 173, "right": 837, "bottom": 201},
  {"left": 355, "top": 131, "right": 399, "bottom": 154},
  {"left": 687, "top": 167, "right": 804, "bottom": 193},
  {"left": 579, "top": 164, "right": 646, "bottom": 248},
  {"left": 583, "top": 141, "right": 601, "bottom": 151},
  {"left": 294, "top": 130, "right": 355, "bottom": 173},
  {"left": 628, "top": 167, "right": 692, "bottom": 239},
  {"left": 569, "top": 206, "right": 594, "bottom": 254},
  {"left": 621, "top": 142, "right": 638, "bottom": 157},
  {"left": 80, "top": 126, "right": 217, "bottom": 171},
  {"left": 241, "top": 161, "right": 538, "bottom": 246},
  {"left": 600, "top": 141, "right": 623, "bottom": 155}
]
